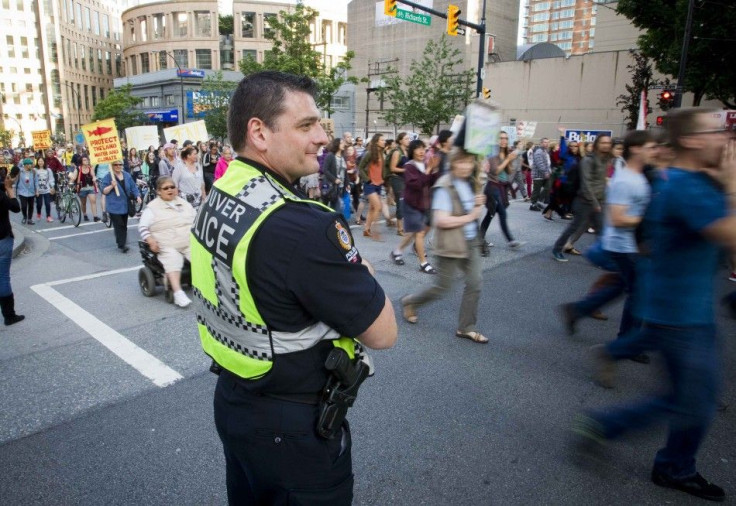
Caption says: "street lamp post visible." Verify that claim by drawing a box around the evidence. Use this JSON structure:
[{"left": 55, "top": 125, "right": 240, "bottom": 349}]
[
  {"left": 64, "top": 83, "right": 82, "bottom": 140},
  {"left": 166, "top": 52, "right": 186, "bottom": 125}
]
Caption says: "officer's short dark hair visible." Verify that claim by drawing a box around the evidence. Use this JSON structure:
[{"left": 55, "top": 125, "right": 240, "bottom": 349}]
[
  {"left": 228, "top": 71, "right": 319, "bottom": 153},
  {"left": 622, "top": 130, "right": 652, "bottom": 161}
]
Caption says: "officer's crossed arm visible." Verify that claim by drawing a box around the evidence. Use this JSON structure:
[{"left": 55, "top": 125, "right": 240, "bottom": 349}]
[{"left": 356, "top": 294, "right": 397, "bottom": 350}]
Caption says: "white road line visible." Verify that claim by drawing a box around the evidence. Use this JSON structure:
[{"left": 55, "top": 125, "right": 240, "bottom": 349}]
[
  {"left": 31, "top": 272, "right": 184, "bottom": 388},
  {"left": 48, "top": 223, "right": 139, "bottom": 241},
  {"left": 39, "top": 217, "right": 139, "bottom": 232},
  {"left": 45, "top": 266, "right": 140, "bottom": 287}
]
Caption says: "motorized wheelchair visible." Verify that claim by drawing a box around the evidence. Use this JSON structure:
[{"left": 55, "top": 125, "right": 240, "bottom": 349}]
[{"left": 137, "top": 240, "right": 191, "bottom": 303}]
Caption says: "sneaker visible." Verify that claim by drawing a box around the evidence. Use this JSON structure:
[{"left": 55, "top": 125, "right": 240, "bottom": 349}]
[
  {"left": 529, "top": 204, "right": 541, "bottom": 211},
  {"left": 118, "top": 246, "right": 129, "bottom": 253},
  {"left": 553, "top": 251, "right": 568, "bottom": 262},
  {"left": 560, "top": 303, "right": 577, "bottom": 335},
  {"left": 26, "top": 220, "right": 34, "bottom": 225},
  {"left": 173, "top": 290, "right": 192, "bottom": 308},
  {"left": 46, "top": 216, "right": 53, "bottom": 223},
  {"left": 569, "top": 414, "right": 608, "bottom": 467},
  {"left": 629, "top": 353, "right": 651, "bottom": 364},
  {"left": 21, "top": 219, "right": 26, "bottom": 224},
  {"left": 729, "top": 272, "right": 736, "bottom": 282},
  {"left": 651, "top": 470, "right": 725, "bottom": 502},
  {"left": 587, "top": 227, "right": 595, "bottom": 234},
  {"left": 37, "top": 213, "right": 41, "bottom": 220},
  {"left": 480, "top": 242, "right": 490, "bottom": 257},
  {"left": 93, "top": 216, "right": 100, "bottom": 222},
  {"left": 83, "top": 215, "right": 90, "bottom": 222},
  {"left": 591, "top": 344, "right": 616, "bottom": 389},
  {"left": 508, "top": 240, "right": 526, "bottom": 249}
]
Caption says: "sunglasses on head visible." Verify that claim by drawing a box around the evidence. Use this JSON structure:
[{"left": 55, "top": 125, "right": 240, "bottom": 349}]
[{"left": 112, "top": 163, "right": 123, "bottom": 166}]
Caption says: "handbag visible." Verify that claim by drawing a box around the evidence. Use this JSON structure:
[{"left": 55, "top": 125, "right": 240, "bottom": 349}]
[{"left": 122, "top": 176, "right": 137, "bottom": 217}]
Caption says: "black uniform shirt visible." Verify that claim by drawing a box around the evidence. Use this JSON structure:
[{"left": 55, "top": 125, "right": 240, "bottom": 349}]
[{"left": 247, "top": 161, "right": 385, "bottom": 340}]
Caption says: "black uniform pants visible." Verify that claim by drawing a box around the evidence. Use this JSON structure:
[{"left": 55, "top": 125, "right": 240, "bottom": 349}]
[{"left": 214, "top": 371, "right": 353, "bottom": 506}]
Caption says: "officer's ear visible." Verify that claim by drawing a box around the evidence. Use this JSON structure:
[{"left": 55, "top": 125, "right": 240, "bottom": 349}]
[{"left": 246, "top": 117, "right": 269, "bottom": 153}]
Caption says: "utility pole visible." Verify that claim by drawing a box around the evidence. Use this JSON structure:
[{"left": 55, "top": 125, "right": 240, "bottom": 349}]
[
  {"left": 365, "top": 59, "right": 398, "bottom": 137},
  {"left": 673, "top": 0, "right": 695, "bottom": 108},
  {"left": 166, "top": 52, "right": 186, "bottom": 125}
]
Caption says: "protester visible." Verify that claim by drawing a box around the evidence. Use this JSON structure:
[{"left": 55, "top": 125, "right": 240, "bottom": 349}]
[
  {"left": 172, "top": 146, "right": 205, "bottom": 207},
  {"left": 0, "top": 167, "right": 23, "bottom": 325},
  {"left": 401, "top": 147, "right": 488, "bottom": 343},
  {"left": 321, "top": 138, "right": 347, "bottom": 211},
  {"left": 158, "top": 143, "right": 177, "bottom": 177},
  {"left": 358, "top": 133, "right": 386, "bottom": 240},
  {"left": 16, "top": 158, "right": 36, "bottom": 225},
  {"left": 100, "top": 160, "right": 140, "bottom": 253},
  {"left": 34, "top": 157, "right": 55, "bottom": 223},
  {"left": 213, "top": 146, "right": 233, "bottom": 182},
  {"left": 74, "top": 156, "right": 100, "bottom": 222}
]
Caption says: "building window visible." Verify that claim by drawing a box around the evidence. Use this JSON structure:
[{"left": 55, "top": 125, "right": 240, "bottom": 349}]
[
  {"left": 150, "top": 96, "right": 160, "bottom": 107},
  {"left": 15, "top": 0, "right": 22, "bottom": 10},
  {"left": 103, "top": 15, "right": 109, "bottom": 38},
  {"left": 241, "top": 12, "right": 255, "bottom": 38},
  {"left": 80, "top": 45, "right": 86, "bottom": 70},
  {"left": 76, "top": 2, "right": 82, "bottom": 29},
  {"left": 165, "top": 94, "right": 175, "bottom": 105},
  {"left": 561, "top": 0, "right": 575, "bottom": 6},
  {"left": 141, "top": 52, "right": 150, "bottom": 73},
  {"left": 321, "top": 21, "right": 332, "bottom": 43},
  {"left": 159, "top": 50, "right": 167, "bottom": 69},
  {"left": 6, "top": 36, "right": 14, "bottom": 58},
  {"left": 97, "top": 49, "right": 102, "bottom": 73},
  {"left": 89, "top": 49, "right": 94, "bottom": 72},
  {"left": 194, "top": 11, "right": 212, "bottom": 37},
  {"left": 174, "top": 12, "right": 188, "bottom": 37},
  {"left": 242, "top": 49, "right": 256, "bottom": 61},
  {"left": 91, "top": 86, "right": 97, "bottom": 106},
  {"left": 330, "top": 96, "right": 349, "bottom": 110},
  {"left": 338, "top": 22, "right": 347, "bottom": 45},
  {"left": 532, "top": 23, "right": 549, "bottom": 33},
  {"left": 264, "top": 13, "right": 277, "bottom": 38},
  {"left": 195, "top": 49, "right": 212, "bottom": 69},
  {"left": 106, "top": 51, "right": 111, "bottom": 74},
  {"left": 559, "top": 20, "right": 574, "bottom": 29},
  {"left": 67, "top": 0, "right": 73, "bottom": 21},
  {"left": 173, "top": 49, "right": 187, "bottom": 68},
  {"left": 532, "top": 12, "right": 549, "bottom": 22},
  {"left": 72, "top": 42, "right": 77, "bottom": 68},
  {"left": 84, "top": 7, "right": 91, "bottom": 31},
  {"left": 152, "top": 14, "right": 165, "bottom": 39},
  {"left": 20, "top": 36, "right": 28, "bottom": 58},
  {"left": 116, "top": 53, "right": 123, "bottom": 76},
  {"left": 94, "top": 11, "right": 100, "bottom": 35},
  {"left": 533, "top": 2, "right": 550, "bottom": 11},
  {"left": 560, "top": 9, "right": 574, "bottom": 18},
  {"left": 139, "top": 17, "right": 147, "bottom": 42},
  {"left": 83, "top": 85, "right": 89, "bottom": 109}
]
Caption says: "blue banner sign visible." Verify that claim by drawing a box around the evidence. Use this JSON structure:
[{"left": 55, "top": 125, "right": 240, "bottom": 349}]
[
  {"left": 564, "top": 130, "right": 613, "bottom": 143},
  {"left": 146, "top": 108, "right": 179, "bottom": 122},
  {"left": 177, "top": 69, "right": 206, "bottom": 78}
]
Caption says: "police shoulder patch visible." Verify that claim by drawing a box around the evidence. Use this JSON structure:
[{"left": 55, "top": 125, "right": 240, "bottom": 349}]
[{"left": 326, "top": 218, "right": 361, "bottom": 263}]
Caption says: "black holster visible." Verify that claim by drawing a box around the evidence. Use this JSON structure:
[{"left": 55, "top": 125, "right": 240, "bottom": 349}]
[{"left": 316, "top": 348, "right": 369, "bottom": 439}]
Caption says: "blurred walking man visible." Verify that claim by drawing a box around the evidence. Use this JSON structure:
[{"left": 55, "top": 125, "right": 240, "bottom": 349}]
[{"left": 572, "top": 108, "right": 736, "bottom": 502}]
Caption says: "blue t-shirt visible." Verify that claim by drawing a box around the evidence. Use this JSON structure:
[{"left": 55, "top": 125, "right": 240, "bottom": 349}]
[
  {"left": 602, "top": 166, "right": 651, "bottom": 253},
  {"left": 637, "top": 169, "right": 728, "bottom": 326},
  {"left": 432, "top": 178, "right": 477, "bottom": 240}
]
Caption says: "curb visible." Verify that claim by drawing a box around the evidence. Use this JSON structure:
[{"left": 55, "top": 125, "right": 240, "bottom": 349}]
[{"left": 11, "top": 225, "right": 26, "bottom": 258}]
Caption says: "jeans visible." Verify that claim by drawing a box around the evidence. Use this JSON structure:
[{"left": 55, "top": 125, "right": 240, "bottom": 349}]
[
  {"left": 389, "top": 176, "right": 405, "bottom": 220},
  {"left": 479, "top": 185, "right": 514, "bottom": 243},
  {"left": 531, "top": 178, "right": 548, "bottom": 205},
  {"left": 0, "top": 236, "right": 13, "bottom": 296},
  {"left": 591, "top": 323, "right": 720, "bottom": 480},
  {"left": 36, "top": 193, "right": 52, "bottom": 217},
  {"left": 18, "top": 195, "right": 34, "bottom": 220},
  {"left": 509, "top": 170, "right": 528, "bottom": 198},
  {"left": 405, "top": 239, "right": 483, "bottom": 333},
  {"left": 553, "top": 199, "right": 602, "bottom": 253}
]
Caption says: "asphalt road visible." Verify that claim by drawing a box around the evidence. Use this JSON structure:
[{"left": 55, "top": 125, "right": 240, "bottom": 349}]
[{"left": 1, "top": 199, "right": 734, "bottom": 505}]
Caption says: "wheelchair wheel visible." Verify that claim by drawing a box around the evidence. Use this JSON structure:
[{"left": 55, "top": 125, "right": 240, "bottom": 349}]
[
  {"left": 138, "top": 267, "right": 156, "bottom": 297},
  {"left": 165, "top": 288, "right": 174, "bottom": 304}
]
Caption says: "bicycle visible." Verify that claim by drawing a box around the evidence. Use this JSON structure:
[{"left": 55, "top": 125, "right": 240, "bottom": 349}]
[
  {"left": 135, "top": 175, "right": 156, "bottom": 213},
  {"left": 54, "top": 176, "right": 82, "bottom": 227}
]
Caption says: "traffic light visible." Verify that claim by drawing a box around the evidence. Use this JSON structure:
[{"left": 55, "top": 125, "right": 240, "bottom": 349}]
[
  {"left": 384, "top": 0, "right": 397, "bottom": 17},
  {"left": 656, "top": 116, "right": 665, "bottom": 126},
  {"left": 447, "top": 4, "right": 461, "bottom": 36},
  {"left": 659, "top": 89, "right": 675, "bottom": 110},
  {"left": 482, "top": 87, "right": 491, "bottom": 100}
]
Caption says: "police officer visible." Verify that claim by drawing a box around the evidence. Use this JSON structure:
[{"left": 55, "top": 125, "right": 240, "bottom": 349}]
[{"left": 191, "top": 71, "right": 398, "bottom": 505}]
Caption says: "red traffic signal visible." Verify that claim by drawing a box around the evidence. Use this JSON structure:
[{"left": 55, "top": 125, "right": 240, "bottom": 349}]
[
  {"left": 656, "top": 116, "right": 664, "bottom": 126},
  {"left": 661, "top": 90, "right": 673, "bottom": 101}
]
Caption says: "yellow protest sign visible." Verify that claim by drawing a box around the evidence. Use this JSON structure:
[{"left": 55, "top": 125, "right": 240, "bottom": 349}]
[
  {"left": 31, "top": 130, "right": 52, "bottom": 150},
  {"left": 82, "top": 119, "right": 122, "bottom": 165}
]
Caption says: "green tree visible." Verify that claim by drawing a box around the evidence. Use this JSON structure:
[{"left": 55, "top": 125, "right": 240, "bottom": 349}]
[
  {"left": 0, "top": 128, "right": 13, "bottom": 148},
  {"left": 199, "top": 71, "right": 238, "bottom": 140},
  {"left": 617, "top": 0, "right": 736, "bottom": 108},
  {"left": 616, "top": 50, "right": 667, "bottom": 131},
  {"left": 218, "top": 15, "right": 233, "bottom": 36},
  {"left": 92, "top": 84, "right": 147, "bottom": 132},
  {"left": 381, "top": 35, "right": 475, "bottom": 135},
  {"left": 238, "top": 3, "right": 359, "bottom": 115}
]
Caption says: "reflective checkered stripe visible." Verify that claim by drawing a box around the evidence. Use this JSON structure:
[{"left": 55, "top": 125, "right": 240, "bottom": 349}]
[{"left": 190, "top": 159, "right": 363, "bottom": 380}]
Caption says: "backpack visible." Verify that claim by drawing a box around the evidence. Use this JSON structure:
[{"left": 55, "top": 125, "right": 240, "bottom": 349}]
[{"left": 383, "top": 148, "right": 406, "bottom": 180}]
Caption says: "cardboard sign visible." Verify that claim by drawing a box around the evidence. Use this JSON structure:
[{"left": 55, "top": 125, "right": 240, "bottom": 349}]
[
  {"left": 464, "top": 102, "right": 501, "bottom": 157},
  {"left": 82, "top": 119, "right": 122, "bottom": 165},
  {"left": 564, "top": 129, "right": 613, "bottom": 143},
  {"left": 320, "top": 118, "right": 335, "bottom": 139},
  {"left": 31, "top": 130, "right": 52, "bottom": 150},
  {"left": 125, "top": 126, "right": 160, "bottom": 151},
  {"left": 163, "top": 120, "right": 209, "bottom": 143}
]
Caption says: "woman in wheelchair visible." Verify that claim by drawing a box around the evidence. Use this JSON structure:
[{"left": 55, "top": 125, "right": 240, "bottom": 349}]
[{"left": 138, "top": 176, "right": 197, "bottom": 307}]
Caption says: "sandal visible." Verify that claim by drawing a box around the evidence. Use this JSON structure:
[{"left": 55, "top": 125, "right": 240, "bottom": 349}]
[
  {"left": 397, "top": 229, "right": 405, "bottom": 237},
  {"left": 391, "top": 251, "right": 405, "bottom": 265},
  {"left": 420, "top": 262, "right": 436, "bottom": 274},
  {"left": 400, "top": 296, "right": 418, "bottom": 324},
  {"left": 456, "top": 330, "right": 489, "bottom": 344},
  {"left": 564, "top": 247, "right": 582, "bottom": 255}
]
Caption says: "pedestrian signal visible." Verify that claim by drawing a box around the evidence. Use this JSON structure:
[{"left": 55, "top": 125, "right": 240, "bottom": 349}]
[
  {"left": 656, "top": 116, "right": 664, "bottom": 126},
  {"left": 384, "top": 0, "right": 397, "bottom": 17},
  {"left": 447, "top": 4, "right": 461, "bottom": 36},
  {"left": 659, "top": 89, "right": 675, "bottom": 110},
  {"left": 482, "top": 87, "right": 491, "bottom": 100}
]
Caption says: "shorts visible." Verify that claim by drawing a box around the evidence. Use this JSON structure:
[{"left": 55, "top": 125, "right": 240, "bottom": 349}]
[
  {"left": 78, "top": 186, "right": 96, "bottom": 198},
  {"left": 402, "top": 202, "right": 429, "bottom": 233},
  {"left": 363, "top": 183, "right": 383, "bottom": 197},
  {"left": 158, "top": 245, "right": 191, "bottom": 273}
]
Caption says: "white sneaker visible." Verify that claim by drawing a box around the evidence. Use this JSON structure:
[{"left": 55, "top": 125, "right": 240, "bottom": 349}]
[
  {"left": 508, "top": 240, "right": 526, "bottom": 249},
  {"left": 173, "top": 290, "right": 192, "bottom": 308}
]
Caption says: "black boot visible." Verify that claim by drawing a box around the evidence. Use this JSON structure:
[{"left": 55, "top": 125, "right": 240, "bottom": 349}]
[{"left": 0, "top": 294, "right": 25, "bottom": 326}]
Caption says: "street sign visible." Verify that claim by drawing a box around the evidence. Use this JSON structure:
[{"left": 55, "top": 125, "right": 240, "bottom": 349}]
[
  {"left": 457, "top": 27, "right": 466, "bottom": 35},
  {"left": 74, "top": 132, "right": 84, "bottom": 145},
  {"left": 396, "top": 8, "right": 431, "bottom": 26}
]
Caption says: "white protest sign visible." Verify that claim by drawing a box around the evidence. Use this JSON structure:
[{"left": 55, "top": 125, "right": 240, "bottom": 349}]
[
  {"left": 125, "top": 126, "right": 160, "bottom": 150},
  {"left": 163, "top": 120, "right": 209, "bottom": 143}
]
